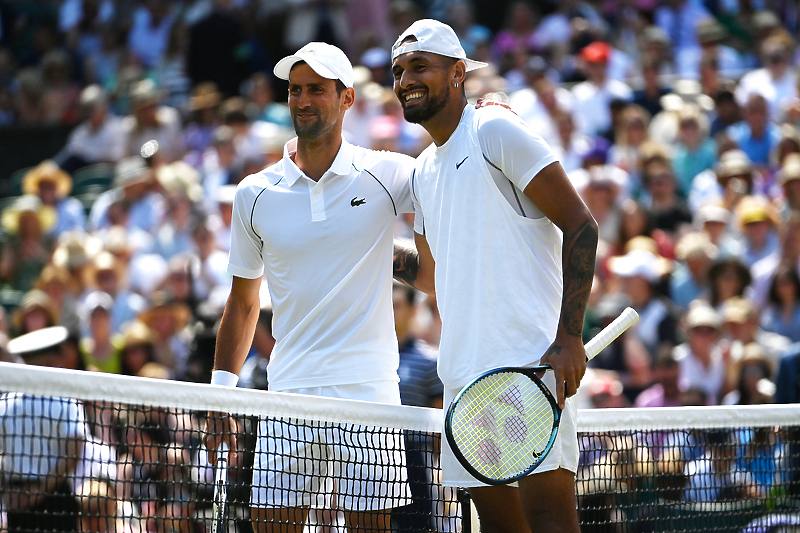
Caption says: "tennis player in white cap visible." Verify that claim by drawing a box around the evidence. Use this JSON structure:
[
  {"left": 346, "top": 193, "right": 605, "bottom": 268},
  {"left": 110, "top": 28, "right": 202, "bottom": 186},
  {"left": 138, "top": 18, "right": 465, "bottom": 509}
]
[
  {"left": 203, "top": 42, "right": 416, "bottom": 533},
  {"left": 390, "top": 19, "right": 598, "bottom": 533}
]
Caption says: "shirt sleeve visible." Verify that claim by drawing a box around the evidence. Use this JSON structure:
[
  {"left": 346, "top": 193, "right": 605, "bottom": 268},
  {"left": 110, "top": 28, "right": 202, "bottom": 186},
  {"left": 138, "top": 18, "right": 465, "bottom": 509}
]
[
  {"left": 475, "top": 106, "right": 558, "bottom": 191},
  {"left": 227, "top": 181, "right": 266, "bottom": 279},
  {"left": 370, "top": 151, "right": 416, "bottom": 215}
]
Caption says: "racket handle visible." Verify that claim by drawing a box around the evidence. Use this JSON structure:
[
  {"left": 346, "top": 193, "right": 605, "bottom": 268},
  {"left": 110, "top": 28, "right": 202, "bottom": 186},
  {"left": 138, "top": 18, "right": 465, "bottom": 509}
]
[
  {"left": 212, "top": 442, "right": 229, "bottom": 533},
  {"left": 584, "top": 307, "right": 639, "bottom": 362}
]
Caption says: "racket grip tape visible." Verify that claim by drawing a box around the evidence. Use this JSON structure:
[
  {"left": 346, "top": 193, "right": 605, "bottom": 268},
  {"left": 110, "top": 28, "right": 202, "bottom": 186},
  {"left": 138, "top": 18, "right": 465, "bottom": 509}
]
[{"left": 584, "top": 307, "right": 639, "bottom": 362}]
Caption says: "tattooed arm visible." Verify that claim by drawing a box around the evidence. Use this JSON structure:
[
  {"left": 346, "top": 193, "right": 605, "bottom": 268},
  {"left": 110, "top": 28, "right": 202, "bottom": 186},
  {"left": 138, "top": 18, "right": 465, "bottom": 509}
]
[
  {"left": 523, "top": 161, "right": 598, "bottom": 408},
  {"left": 393, "top": 235, "right": 436, "bottom": 296}
]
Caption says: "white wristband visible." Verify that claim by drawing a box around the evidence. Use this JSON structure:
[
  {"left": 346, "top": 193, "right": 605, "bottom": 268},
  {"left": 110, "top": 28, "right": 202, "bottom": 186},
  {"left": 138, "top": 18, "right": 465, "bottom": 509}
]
[{"left": 211, "top": 370, "right": 239, "bottom": 387}]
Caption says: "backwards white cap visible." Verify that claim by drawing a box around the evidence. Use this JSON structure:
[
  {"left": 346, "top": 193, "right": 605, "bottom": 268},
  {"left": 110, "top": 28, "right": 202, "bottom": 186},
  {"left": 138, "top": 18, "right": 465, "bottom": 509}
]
[
  {"left": 273, "top": 42, "right": 355, "bottom": 88},
  {"left": 392, "top": 19, "right": 488, "bottom": 72}
]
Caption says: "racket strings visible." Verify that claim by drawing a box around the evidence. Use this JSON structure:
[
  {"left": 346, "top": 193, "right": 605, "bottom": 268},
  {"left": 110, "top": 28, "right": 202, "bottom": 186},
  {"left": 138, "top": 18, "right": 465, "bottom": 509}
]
[{"left": 450, "top": 372, "right": 556, "bottom": 480}]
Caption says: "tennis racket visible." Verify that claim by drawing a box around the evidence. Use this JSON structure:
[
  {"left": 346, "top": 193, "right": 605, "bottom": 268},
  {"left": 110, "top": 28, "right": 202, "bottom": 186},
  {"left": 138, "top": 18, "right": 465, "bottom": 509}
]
[
  {"left": 445, "top": 307, "right": 639, "bottom": 485},
  {"left": 211, "top": 442, "right": 229, "bottom": 533}
]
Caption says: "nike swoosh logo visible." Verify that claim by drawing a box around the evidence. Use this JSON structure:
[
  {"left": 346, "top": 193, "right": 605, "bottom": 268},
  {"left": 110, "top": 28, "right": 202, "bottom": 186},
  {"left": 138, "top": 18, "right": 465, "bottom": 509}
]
[
  {"left": 456, "top": 156, "right": 468, "bottom": 169},
  {"left": 351, "top": 197, "right": 366, "bottom": 207}
]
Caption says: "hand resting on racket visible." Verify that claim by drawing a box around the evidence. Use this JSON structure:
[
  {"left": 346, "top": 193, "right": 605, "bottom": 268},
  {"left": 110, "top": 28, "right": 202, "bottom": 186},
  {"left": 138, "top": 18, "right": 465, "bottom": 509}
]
[
  {"left": 539, "top": 331, "right": 587, "bottom": 410},
  {"left": 203, "top": 412, "right": 238, "bottom": 465}
]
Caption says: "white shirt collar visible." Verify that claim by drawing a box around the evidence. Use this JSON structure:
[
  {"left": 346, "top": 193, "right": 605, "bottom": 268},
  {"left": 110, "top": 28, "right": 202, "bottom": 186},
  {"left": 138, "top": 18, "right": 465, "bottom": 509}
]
[{"left": 281, "top": 137, "right": 356, "bottom": 187}]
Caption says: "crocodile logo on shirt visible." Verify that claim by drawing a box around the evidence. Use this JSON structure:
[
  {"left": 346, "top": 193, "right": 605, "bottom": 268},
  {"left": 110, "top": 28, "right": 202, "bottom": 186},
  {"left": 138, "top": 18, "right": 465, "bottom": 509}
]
[{"left": 351, "top": 197, "right": 367, "bottom": 207}]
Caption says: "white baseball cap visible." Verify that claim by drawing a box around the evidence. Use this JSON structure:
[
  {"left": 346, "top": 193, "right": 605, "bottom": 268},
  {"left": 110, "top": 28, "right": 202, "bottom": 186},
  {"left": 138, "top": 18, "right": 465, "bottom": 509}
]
[
  {"left": 392, "top": 19, "right": 488, "bottom": 72},
  {"left": 273, "top": 42, "right": 354, "bottom": 88}
]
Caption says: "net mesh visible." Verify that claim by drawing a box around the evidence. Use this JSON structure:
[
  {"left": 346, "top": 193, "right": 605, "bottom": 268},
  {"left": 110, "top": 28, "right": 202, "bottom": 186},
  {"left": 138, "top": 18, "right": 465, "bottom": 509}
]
[{"left": 2, "top": 362, "right": 800, "bottom": 533}]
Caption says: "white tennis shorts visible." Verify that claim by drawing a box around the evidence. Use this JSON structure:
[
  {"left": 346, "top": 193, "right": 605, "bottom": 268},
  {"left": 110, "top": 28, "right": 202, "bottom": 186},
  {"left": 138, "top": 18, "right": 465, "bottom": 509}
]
[
  {"left": 251, "top": 381, "right": 411, "bottom": 510},
  {"left": 441, "top": 370, "right": 579, "bottom": 487}
]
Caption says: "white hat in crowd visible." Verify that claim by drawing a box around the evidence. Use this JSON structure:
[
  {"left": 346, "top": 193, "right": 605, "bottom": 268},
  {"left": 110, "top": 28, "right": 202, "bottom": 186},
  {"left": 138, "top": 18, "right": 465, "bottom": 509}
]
[
  {"left": 392, "top": 19, "right": 488, "bottom": 72},
  {"left": 273, "top": 42, "right": 355, "bottom": 88},
  {"left": 608, "top": 249, "right": 662, "bottom": 283}
]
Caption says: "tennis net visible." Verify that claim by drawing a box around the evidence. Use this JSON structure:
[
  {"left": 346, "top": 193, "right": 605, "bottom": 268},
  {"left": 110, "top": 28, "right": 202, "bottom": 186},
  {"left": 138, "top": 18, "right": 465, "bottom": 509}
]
[{"left": 2, "top": 361, "right": 800, "bottom": 533}]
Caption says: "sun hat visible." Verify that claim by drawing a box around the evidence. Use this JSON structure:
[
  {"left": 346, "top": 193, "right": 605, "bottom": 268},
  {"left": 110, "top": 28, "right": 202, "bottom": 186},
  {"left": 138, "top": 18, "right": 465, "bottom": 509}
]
[
  {"left": 22, "top": 160, "right": 72, "bottom": 198},
  {"left": 391, "top": 19, "right": 488, "bottom": 72},
  {"left": 1, "top": 195, "right": 56, "bottom": 235},
  {"left": 273, "top": 42, "right": 355, "bottom": 88}
]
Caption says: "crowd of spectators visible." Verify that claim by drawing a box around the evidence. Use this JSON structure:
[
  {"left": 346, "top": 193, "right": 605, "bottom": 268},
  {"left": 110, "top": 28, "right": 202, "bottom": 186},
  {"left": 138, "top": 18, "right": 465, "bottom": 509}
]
[{"left": 4, "top": 0, "right": 800, "bottom": 530}]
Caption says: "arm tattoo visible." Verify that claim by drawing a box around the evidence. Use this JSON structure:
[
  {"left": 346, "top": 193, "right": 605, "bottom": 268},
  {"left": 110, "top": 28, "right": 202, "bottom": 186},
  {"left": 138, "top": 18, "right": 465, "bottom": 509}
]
[
  {"left": 393, "top": 242, "right": 421, "bottom": 289},
  {"left": 560, "top": 219, "right": 598, "bottom": 336}
]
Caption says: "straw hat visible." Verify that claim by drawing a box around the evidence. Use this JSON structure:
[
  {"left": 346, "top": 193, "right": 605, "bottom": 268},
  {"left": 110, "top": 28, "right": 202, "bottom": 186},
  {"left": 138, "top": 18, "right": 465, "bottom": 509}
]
[
  {"left": 685, "top": 304, "right": 721, "bottom": 330},
  {"left": 138, "top": 290, "right": 191, "bottom": 331},
  {"left": 778, "top": 153, "right": 800, "bottom": 186},
  {"left": 675, "top": 231, "right": 719, "bottom": 261},
  {"left": 1, "top": 195, "right": 56, "bottom": 235},
  {"left": 52, "top": 233, "right": 93, "bottom": 270},
  {"left": 721, "top": 296, "right": 758, "bottom": 324},
  {"left": 12, "top": 289, "right": 59, "bottom": 332},
  {"left": 189, "top": 82, "right": 222, "bottom": 111},
  {"left": 22, "top": 160, "right": 72, "bottom": 198},
  {"left": 35, "top": 263, "right": 73, "bottom": 291},
  {"left": 715, "top": 150, "right": 753, "bottom": 181},
  {"left": 121, "top": 319, "right": 157, "bottom": 348}
]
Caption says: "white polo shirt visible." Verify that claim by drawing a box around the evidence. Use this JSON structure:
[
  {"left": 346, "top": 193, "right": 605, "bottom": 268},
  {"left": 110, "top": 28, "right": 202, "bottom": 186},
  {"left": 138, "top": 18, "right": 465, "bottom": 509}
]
[{"left": 228, "top": 139, "right": 415, "bottom": 391}]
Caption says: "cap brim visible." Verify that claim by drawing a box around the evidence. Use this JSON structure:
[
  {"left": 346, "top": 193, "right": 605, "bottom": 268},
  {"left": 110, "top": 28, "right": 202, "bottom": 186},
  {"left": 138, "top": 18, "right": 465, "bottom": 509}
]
[
  {"left": 464, "top": 58, "right": 489, "bottom": 72},
  {"left": 273, "top": 54, "right": 341, "bottom": 83}
]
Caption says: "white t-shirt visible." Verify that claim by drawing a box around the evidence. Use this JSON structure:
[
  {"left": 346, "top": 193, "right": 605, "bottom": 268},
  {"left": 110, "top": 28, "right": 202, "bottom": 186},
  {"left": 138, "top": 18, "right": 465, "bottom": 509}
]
[
  {"left": 0, "top": 394, "right": 87, "bottom": 479},
  {"left": 228, "top": 139, "right": 415, "bottom": 391},
  {"left": 412, "top": 105, "right": 561, "bottom": 389}
]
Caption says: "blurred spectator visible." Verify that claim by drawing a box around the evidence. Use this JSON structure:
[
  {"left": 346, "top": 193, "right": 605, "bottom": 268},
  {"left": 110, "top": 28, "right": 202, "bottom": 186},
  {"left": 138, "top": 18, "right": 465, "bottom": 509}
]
[
  {"left": 21, "top": 161, "right": 86, "bottom": 238},
  {"left": 75, "top": 479, "right": 134, "bottom": 533},
  {"left": 190, "top": 218, "right": 230, "bottom": 302},
  {"left": 735, "top": 32, "right": 798, "bottom": 123},
  {"left": 208, "top": 184, "right": 235, "bottom": 253},
  {"left": 2, "top": 326, "right": 86, "bottom": 533},
  {"left": 721, "top": 343, "right": 775, "bottom": 405},
  {"left": 491, "top": 1, "right": 539, "bottom": 75},
  {"left": 446, "top": 0, "right": 492, "bottom": 60},
  {"left": 635, "top": 349, "right": 684, "bottom": 407},
  {"left": 754, "top": 210, "right": 800, "bottom": 298},
  {"left": 705, "top": 257, "right": 752, "bottom": 310},
  {"left": 672, "top": 104, "right": 716, "bottom": 196},
  {"left": 10, "top": 289, "right": 58, "bottom": 338},
  {"left": 391, "top": 283, "right": 443, "bottom": 532},
  {"left": 735, "top": 196, "right": 780, "bottom": 267},
  {"left": 551, "top": 107, "right": 591, "bottom": 174},
  {"left": 0, "top": 195, "right": 55, "bottom": 292},
  {"left": 182, "top": 82, "right": 223, "bottom": 165},
  {"left": 35, "top": 263, "right": 81, "bottom": 336},
  {"left": 608, "top": 248, "right": 679, "bottom": 356},
  {"left": 683, "top": 429, "right": 754, "bottom": 501},
  {"left": 615, "top": 199, "right": 655, "bottom": 256},
  {"left": 571, "top": 41, "right": 633, "bottom": 137},
  {"left": 760, "top": 262, "right": 800, "bottom": 343},
  {"left": 243, "top": 71, "right": 292, "bottom": 127},
  {"left": 78, "top": 290, "right": 122, "bottom": 373},
  {"left": 673, "top": 304, "right": 726, "bottom": 404},
  {"left": 153, "top": 21, "right": 191, "bottom": 112},
  {"left": 574, "top": 165, "right": 624, "bottom": 248},
  {"left": 54, "top": 84, "right": 126, "bottom": 173},
  {"left": 653, "top": 0, "right": 711, "bottom": 79},
  {"left": 632, "top": 53, "right": 670, "bottom": 118},
  {"left": 51, "top": 232, "right": 95, "bottom": 300},
  {"left": 720, "top": 296, "right": 790, "bottom": 377},
  {"left": 89, "top": 156, "right": 165, "bottom": 234},
  {"left": 126, "top": 0, "right": 175, "bottom": 69},
  {"left": 609, "top": 104, "right": 651, "bottom": 180},
  {"left": 639, "top": 157, "right": 693, "bottom": 237},
  {"left": 709, "top": 88, "right": 742, "bottom": 138},
  {"left": 121, "top": 79, "right": 183, "bottom": 163},
  {"left": 119, "top": 319, "right": 157, "bottom": 377},
  {"left": 727, "top": 92, "right": 781, "bottom": 170},
  {"left": 692, "top": 203, "right": 742, "bottom": 259},
  {"left": 776, "top": 152, "right": 800, "bottom": 220},
  {"left": 149, "top": 162, "right": 203, "bottom": 261},
  {"left": 40, "top": 49, "right": 81, "bottom": 125},
  {"left": 88, "top": 251, "right": 146, "bottom": 336},
  {"left": 187, "top": 0, "right": 249, "bottom": 97},
  {"left": 690, "top": 149, "right": 755, "bottom": 214},
  {"left": 137, "top": 290, "right": 191, "bottom": 378}
]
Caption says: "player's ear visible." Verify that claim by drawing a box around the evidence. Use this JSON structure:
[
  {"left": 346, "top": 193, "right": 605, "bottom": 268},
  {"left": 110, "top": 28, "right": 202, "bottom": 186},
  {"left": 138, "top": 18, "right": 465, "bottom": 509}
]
[
  {"left": 341, "top": 87, "right": 356, "bottom": 111},
  {"left": 453, "top": 60, "right": 467, "bottom": 88}
]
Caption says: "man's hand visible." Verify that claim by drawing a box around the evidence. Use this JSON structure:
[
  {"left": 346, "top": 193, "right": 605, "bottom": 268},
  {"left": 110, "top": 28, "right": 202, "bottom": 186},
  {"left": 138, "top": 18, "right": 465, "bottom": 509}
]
[
  {"left": 202, "top": 411, "right": 238, "bottom": 464},
  {"left": 539, "top": 333, "right": 587, "bottom": 410}
]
